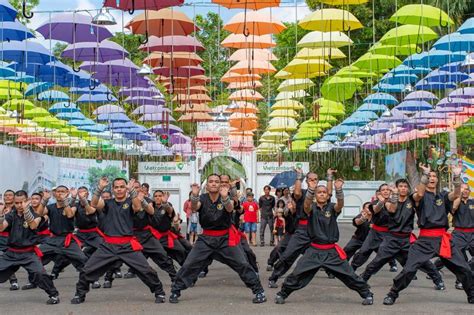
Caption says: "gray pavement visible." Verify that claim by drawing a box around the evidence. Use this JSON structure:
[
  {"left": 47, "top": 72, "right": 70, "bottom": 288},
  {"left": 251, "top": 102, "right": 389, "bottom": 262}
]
[{"left": 1, "top": 223, "right": 473, "bottom": 315}]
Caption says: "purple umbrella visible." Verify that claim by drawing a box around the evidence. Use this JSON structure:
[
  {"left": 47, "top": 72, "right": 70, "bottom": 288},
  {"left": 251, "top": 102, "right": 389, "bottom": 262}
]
[
  {"left": 153, "top": 66, "right": 205, "bottom": 77},
  {"left": 148, "top": 124, "right": 183, "bottom": 134},
  {"left": 97, "top": 112, "right": 130, "bottom": 122},
  {"left": 394, "top": 100, "right": 433, "bottom": 112},
  {"left": 437, "top": 97, "right": 472, "bottom": 107},
  {"left": 119, "top": 86, "right": 162, "bottom": 97},
  {"left": 170, "top": 133, "right": 191, "bottom": 145},
  {"left": 379, "top": 109, "right": 409, "bottom": 122},
  {"left": 36, "top": 13, "right": 113, "bottom": 43},
  {"left": 62, "top": 40, "right": 129, "bottom": 63},
  {"left": 99, "top": 74, "right": 150, "bottom": 88},
  {"left": 404, "top": 91, "right": 438, "bottom": 102},
  {"left": 125, "top": 96, "right": 165, "bottom": 106},
  {"left": 80, "top": 58, "right": 139, "bottom": 74},
  {"left": 139, "top": 113, "right": 176, "bottom": 122},
  {"left": 93, "top": 105, "right": 125, "bottom": 115},
  {"left": 448, "top": 87, "right": 474, "bottom": 99},
  {"left": 108, "top": 121, "right": 135, "bottom": 129},
  {"left": 132, "top": 105, "right": 171, "bottom": 115}
]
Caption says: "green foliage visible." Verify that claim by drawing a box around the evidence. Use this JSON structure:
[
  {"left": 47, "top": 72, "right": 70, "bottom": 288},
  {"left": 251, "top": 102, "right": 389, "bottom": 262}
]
[
  {"left": 88, "top": 165, "right": 125, "bottom": 191},
  {"left": 8, "top": 0, "right": 39, "bottom": 24},
  {"left": 109, "top": 32, "right": 147, "bottom": 66}
]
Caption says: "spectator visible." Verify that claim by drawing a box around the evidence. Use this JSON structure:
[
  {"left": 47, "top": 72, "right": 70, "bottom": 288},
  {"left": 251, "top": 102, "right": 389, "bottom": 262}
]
[
  {"left": 280, "top": 187, "right": 292, "bottom": 209},
  {"left": 242, "top": 192, "right": 259, "bottom": 246},
  {"left": 240, "top": 187, "right": 253, "bottom": 204},
  {"left": 273, "top": 203, "right": 286, "bottom": 246},
  {"left": 183, "top": 192, "right": 193, "bottom": 239},
  {"left": 259, "top": 185, "right": 276, "bottom": 247}
]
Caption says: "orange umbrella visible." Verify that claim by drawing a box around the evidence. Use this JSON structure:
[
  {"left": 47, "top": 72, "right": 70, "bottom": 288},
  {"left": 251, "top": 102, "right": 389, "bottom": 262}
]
[
  {"left": 224, "top": 11, "right": 286, "bottom": 35},
  {"left": 228, "top": 60, "right": 276, "bottom": 75},
  {"left": 144, "top": 52, "right": 203, "bottom": 68},
  {"left": 229, "top": 49, "right": 278, "bottom": 61},
  {"left": 221, "top": 34, "right": 275, "bottom": 49},
  {"left": 228, "top": 89, "right": 264, "bottom": 101},
  {"left": 125, "top": 9, "right": 198, "bottom": 37},
  {"left": 227, "top": 81, "right": 263, "bottom": 89},
  {"left": 229, "top": 129, "right": 254, "bottom": 136},
  {"left": 229, "top": 112, "right": 258, "bottom": 131},
  {"left": 212, "top": 0, "right": 280, "bottom": 10},
  {"left": 173, "top": 94, "right": 212, "bottom": 102},
  {"left": 221, "top": 71, "right": 261, "bottom": 83},
  {"left": 175, "top": 103, "right": 212, "bottom": 112},
  {"left": 178, "top": 112, "right": 214, "bottom": 122},
  {"left": 160, "top": 75, "right": 210, "bottom": 87}
]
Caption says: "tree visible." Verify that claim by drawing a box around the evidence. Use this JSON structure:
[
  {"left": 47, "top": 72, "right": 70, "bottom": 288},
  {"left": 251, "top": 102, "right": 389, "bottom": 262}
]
[
  {"left": 88, "top": 165, "right": 125, "bottom": 191},
  {"left": 9, "top": 0, "right": 40, "bottom": 24},
  {"left": 109, "top": 32, "right": 147, "bottom": 66}
]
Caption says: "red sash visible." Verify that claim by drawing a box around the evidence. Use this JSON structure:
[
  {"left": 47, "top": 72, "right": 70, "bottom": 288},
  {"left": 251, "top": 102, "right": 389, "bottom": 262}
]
[
  {"left": 389, "top": 232, "right": 418, "bottom": 244},
  {"left": 8, "top": 246, "right": 43, "bottom": 258},
  {"left": 298, "top": 219, "right": 308, "bottom": 226},
  {"left": 419, "top": 228, "right": 452, "bottom": 259},
  {"left": 311, "top": 242, "right": 347, "bottom": 260},
  {"left": 239, "top": 230, "right": 247, "bottom": 241},
  {"left": 371, "top": 224, "right": 389, "bottom": 232},
  {"left": 78, "top": 227, "right": 106, "bottom": 238},
  {"left": 37, "top": 229, "right": 51, "bottom": 236},
  {"left": 140, "top": 226, "right": 177, "bottom": 249},
  {"left": 202, "top": 225, "right": 241, "bottom": 247},
  {"left": 52, "top": 233, "right": 83, "bottom": 248},
  {"left": 103, "top": 235, "right": 143, "bottom": 251},
  {"left": 0, "top": 231, "right": 9, "bottom": 237},
  {"left": 454, "top": 227, "right": 474, "bottom": 233}
]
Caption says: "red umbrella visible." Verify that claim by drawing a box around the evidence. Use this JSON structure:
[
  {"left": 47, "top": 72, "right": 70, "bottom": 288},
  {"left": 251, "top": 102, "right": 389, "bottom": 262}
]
[
  {"left": 154, "top": 66, "right": 205, "bottom": 77},
  {"left": 103, "top": 0, "right": 184, "bottom": 14},
  {"left": 139, "top": 35, "right": 204, "bottom": 53}
]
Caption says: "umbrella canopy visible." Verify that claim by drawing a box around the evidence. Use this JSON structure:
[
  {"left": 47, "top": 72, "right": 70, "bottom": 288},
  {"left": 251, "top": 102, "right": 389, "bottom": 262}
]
[
  {"left": 0, "top": 0, "right": 17, "bottom": 21},
  {"left": 363, "top": 93, "right": 398, "bottom": 105},
  {"left": 178, "top": 112, "right": 214, "bottom": 122},
  {"left": 148, "top": 124, "right": 183, "bottom": 134},
  {"left": 24, "top": 82, "right": 53, "bottom": 96},
  {"left": 269, "top": 170, "right": 297, "bottom": 188},
  {"left": 36, "top": 13, "right": 113, "bottom": 43},
  {"left": 56, "top": 111, "right": 86, "bottom": 120},
  {"left": 97, "top": 113, "right": 130, "bottom": 122},
  {"left": 38, "top": 90, "right": 70, "bottom": 102},
  {"left": 2, "top": 99, "right": 34, "bottom": 110},
  {"left": 368, "top": 43, "right": 418, "bottom": 56},
  {"left": 228, "top": 60, "right": 276, "bottom": 75},
  {"left": 277, "top": 79, "right": 315, "bottom": 92},
  {"left": 458, "top": 17, "right": 474, "bottom": 34},
  {"left": 390, "top": 4, "right": 453, "bottom": 27},
  {"left": 0, "top": 41, "right": 54, "bottom": 65},
  {"left": 221, "top": 71, "right": 261, "bottom": 83},
  {"left": 229, "top": 49, "right": 278, "bottom": 61},
  {"left": 139, "top": 35, "right": 204, "bottom": 53},
  {"left": 227, "top": 81, "right": 263, "bottom": 89},
  {"left": 297, "top": 31, "right": 353, "bottom": 48},
  {"left": 358, "top": 103, "right": 388, "bottom": 112},
  {"left": 139, "top": 113, "right": 175, "bottom": 122},
  {"left": 433, "top": 33, "right": 474, "bottom": 52},
  {"left": 267, "top": 117, "right": 298, "bottom": 132},
  {"left": 224, "top": 10, "right": 286, "bottom": 35},
  {"left": 221, "top": 34, "right": 276, "bottom": 49},
  {"left": 62, "top": 40, "right": 129, "bottom": 62},
  {"left": 295, "top": 47, "right": 346, "bottom": 60},
  {"left": 274, "top": 90, "right": 308, "bottom": 100},
  {"left": 76, "top": 93, "right": 117, "bottom": 103},
  {"left": 272, "top": 100, "right": 305, "bottom": 110},
  {"left": 299, "top": 8, "right": 363, "bottom": 32},
  {"left": 380, "top": 25, "right": 438, "bottom": 45},
  {"left": 404, "top": 91, "right": 438, "bottom": 102},
  {"left": 321, "top": 76, "right": 363, "bottom": 101},
  {"left": 103, "top": 0, "right": 184, "bottom": 11},
  {"left": 353, "top": 53, "right": 402, "bottom": 71},
  {"left": 228, "top": 89, "right": 264, "bottom": 101},
  {"left": 125, "top": 8, "right": 198, "bottom": 37},
  {"left": 283, "top": 58, "right": 332, "bottom": 74},
  {"left": 93, "top": 105, "right": 125, "bottom": 115},
  {"left": 49, "top": 102, "right": 79, "bottom": 113},
  {"left": 175, "top": 103, "right": 211, "bottom": 112},
  {"left": 0, "top": 21, "right": 34, "bottom": 41},
  {"left": 132, "top": 105, "right": 170, "bottom": 115},
  {"left": 79, "top": 58, "right": 139, "bottom": 73},
  {"left": 153, "top": 65, "right": 205, "bottom": 77},
  {"left": 144, "top": 51, "right": 203, "bottom": 68},
  {"left": 212, "top": 0, "right": 280, "bottom": 10},
  {"left": 394, "top": 100, "right": 433, "bottom": 112}
]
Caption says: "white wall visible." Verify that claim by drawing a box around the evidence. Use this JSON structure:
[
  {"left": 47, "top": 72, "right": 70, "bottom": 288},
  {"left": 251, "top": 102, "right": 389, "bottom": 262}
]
[{"left": 338, "top": 181, "right": 384, "bottom": 222}]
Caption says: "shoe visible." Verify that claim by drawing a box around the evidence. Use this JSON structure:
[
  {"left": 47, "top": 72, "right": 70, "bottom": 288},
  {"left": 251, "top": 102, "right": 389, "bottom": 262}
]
[
  {"left": 70, "top": 295, "right": 85, "bottom": 305},
  {"left": 46, "top": 296, "right": 60, "bottom": 305},
  {"left": 114, "top": 271, "right": 122, "bottom": 278},
  {"left": 266, "top": 265, "right": 273, "bottom": 272},
  {"left": 198, "top": 271, "right": 207, "bottom": 278},
  {"left": 91, "top": 281, "right": 101, "bottom": 289},
  {"left": 327, "top": 272, "right": 335, "bottom": 279},
  {"left": 434, "top": 281, "right": 446, "bottom": 291},
  {"left": 455, "top": 281, "right": 463, "bottom": 290},
  {"left": 275, "top": 293, "right": 285, "bottom": 304},
  {"left": 252, "top": 292, "right": 267, "bottom": 303},
  {"left": 169, "top": 292, "right": 180, "bottom": 304},
  {"left": 389, "top": 265, "right": 398, "bottom": 272},
  {"left": 468, "top": 296, "right": 474, "bottom": 304},
  {"left": 268, "top": 280, "right": 278, "bottom": 288},
  {"left": 21, "top": 283, "right": 37, "bottom": 290},
  {"left": 9, "top": 282, "right": 19, "bottom": 291},
  {"left": 260, "top": 243, "right": 265, "bottom": 247},
  {"left": 123, "top": 272, "right": 136, "bottom": 279},
  {"left": 383, "top": 295, "right": 396, "bottom": 305},
  {"left": 155, "top": 294, "right": 166, "bottom": 303},
  {"left": 361, "top": 295, "right": 373, "bottom": 306},
  {"left": 103, "top": 280, "right": 112, "bottom": 289}
]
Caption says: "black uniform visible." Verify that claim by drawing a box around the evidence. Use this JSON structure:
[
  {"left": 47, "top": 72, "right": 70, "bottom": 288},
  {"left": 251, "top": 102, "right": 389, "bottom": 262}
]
[
  {"left": 74, "top": 203, "right": 103, "bottom": 256},
  {"left": 387, "top": 191, "right": 474, "bottom": 302},
  {"left": 171, "top": 193, "right": 264, "bottom": 298},
  {"left": 451, "top": 199, "right": 474, "bottom": 264},
  {"left": 0, "top": 210, "right": 58, "bottom": 298},
  {"left": 74, "top": 198, "right": 165, "bottom": 301},
  {"left": 259, "top": 195, "right": 276, "bottom": 245},
  {"left": 232, "top": 205, "right": 259, "bottom": 273},
  {"left": 361, "top": 197, "right": 443, "bottom": 284},
  {"left": 343, "top": 213, "right": 370, "bottom": 261},
  {"left": 40, "top": 204, "right": 87, "bottom": 272},
  {"left": 267, "top": 208, "right": 296, "bottom": 267},
  {"left": 269, "top": 190, "right": 311, "bottom": 283},
  {"left": 277, "top": 202, "right": 372, "bottom": 301}
]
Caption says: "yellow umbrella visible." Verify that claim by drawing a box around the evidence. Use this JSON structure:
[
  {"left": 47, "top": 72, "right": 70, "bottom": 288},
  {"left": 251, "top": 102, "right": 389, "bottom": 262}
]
[
  {"left": 299, "top": 9, "right": 363, "bottom": 32},
  {"left": 227, "top": 81, "right": 263, "bottom": 89},
  {"left": 0, "top": 88, "right": 22, "bottom": 100},
  {"left": 267, "top": 117, "right": 298, "bottom": 132},
  {"left": 0, "top": 80, "right": 26, "bottom": 90},
  {"left": 228, "top": 49, "right": 278, "bottom": 61},
  {"left": 319, "top": 0, "right": 368, "bottom": 4},
  {"left": 335, "top": 65, "right": 379, "bottom": 78},
  {"left": 261, "top": 131, "right": 290, "bottom": 141},
  {"left": 228, "top": 89, "right": 264, "bottom": 101},
  {"left": 369, "top": 42, "right": 418, "bottom": 56},
  {"left": 23, "top": 108, "right": 50, "bottom": 119},
  {"left": 283, "top": 58, "right": 332, "bottom": 74},
  {"left": 269, "top": 109, "right": 298, "bottom": 118},
  {"left": 274, "top": 70, "right": 324, "bottom": 79},
  {"left": 272, "top": 100, "right": 305, "bottom": 110},
  {"left": 212, "top": 0, "right": 281, "bottom": 10},
  {"left": 314, "top": 98, "right": 345, "bottom": 116},
  {"left": 390, "top": 4, "right": 454, "bottom": 27},
  {"left": 274, "top": 90, "right": 309, "bottom": 100},
  {"left": 3, "top": 99, "right": 35, "bottom": 110},
  {"left": 228, "top": 60, "right": 276, "bottom": 75},
  {"left": 298, "top": 31, "right": 353, "bottom": 48},
  {"left": 277, "top": 79, "right": 315, "bottom": 92},
  {"left": 295, "top": 47, "right": 346, "bottom": 60},
  {"left": 224, "top": 10, "right": 286, "bottom": 35},
  {"left": 221, "top": 34, "right": 276, "bottom": 49},
  {"left": 317, "top": 114, "right": 338, "bottom": 123}
]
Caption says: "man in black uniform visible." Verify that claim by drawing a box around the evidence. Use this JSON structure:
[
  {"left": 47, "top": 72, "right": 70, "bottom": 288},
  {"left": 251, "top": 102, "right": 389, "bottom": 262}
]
[
  {"left": 169, "top": 174, "right": 266, "bottom": 304},
  {"left": 383, "top": 164, "right": 474, "bottom": 305},
  {"left": 259, "top": 185, "right": 276, "bottom": 246},
  {"left": 269, "top": 169, "right": 333, "bottom": 288},
  {"left": 38, "top": 186, "right": 88, "bottom": 278},
  {"left": 343, "top": 202, "right": 372, "bottom": 262},
  {"left": 71, "top": 177, "right": 166, "bottom": 304},
  {"left": 0, "top": 190, "right": 60, "bottom": 304},
  {"left": 0, "top": 189, "right": 19, "bottom": 290},
  {"left": 360, "top": 179, "right": 444, "bottom": 289},
  {"left": 351, "top": 184, "right": 398, "bottom": 272},
  {"left": 275, "top": 179, "right": 374, "bottom": 305}
]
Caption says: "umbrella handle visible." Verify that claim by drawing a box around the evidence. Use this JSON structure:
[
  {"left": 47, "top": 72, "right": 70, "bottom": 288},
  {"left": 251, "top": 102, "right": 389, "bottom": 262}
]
[
  {"left": 447, "top": 95, "right": 453, "bottom": 103},
  {"left": 72, "top": 63, "right": 80, "bottom": 73},
  {"left": 128, "top": 0, "right": 135, "bottom": 15},
  {"left": 343, "top": 25, "right": 351, "bottom": 33},
  {"left": 415, "top": 46, "right": 422, "bottom": 54},
  {"left": 140, "top": 32, "right": 149, "bottom": 45},
  {"left": 106, "top": 92, "right": 113, "bottom": 101},
  {"left": 22, "top": 1, "right": 34, "bottom": 19},
  {"left": 243, "top": 28, "right": 250, "bottom": 38},
  {"left": 89, "top": 81, "right": 97, "bottom": 91},
  {"left": 439, "top": 12, "right": 448, "bottom": 27},
  {"left": 64, "top": 101, "right": 71, "bottom": 108}
]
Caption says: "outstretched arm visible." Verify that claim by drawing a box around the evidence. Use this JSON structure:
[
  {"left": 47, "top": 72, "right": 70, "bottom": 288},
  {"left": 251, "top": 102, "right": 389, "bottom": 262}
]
[
  {"left": 448, "top": 164, "right": 462, "bottom": 202},
  {"left": 293, "top": 167, "right": 305, "bottom": 201},
  {"left": 190, "top": 184, "right": 201, "bottom": 212},
  {"left": 413, "top": 163, "right": 430, "bottom": 203},
  {"left": 334, "top": 179, "right": 345, "bottom": 213}
]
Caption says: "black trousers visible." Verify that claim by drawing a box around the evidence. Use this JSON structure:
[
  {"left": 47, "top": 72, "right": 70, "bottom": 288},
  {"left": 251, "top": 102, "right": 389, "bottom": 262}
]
[
  {"left": 389, "top": 236, "right": 474, "bottom": 300},
  {"left": 269, "top": 227, "right": 310, "bottom": 282},
  {"left": 278, "top": 246, "right": 372, "bottom": 300},
  {"left": 0, "top": 250, "right": 58, "bottom": 297},
  {"left": 171, "top": 234, "right": 264, "bottom": 295},
  {"left": 75, "top": 242, "right": 164, "bottom": 298},
  {"left": 159, "top": 235, "right": 188, "bottom": 266},
  {"left": 343, "top": 238, "right": 364, "bottom": 262},
  {"left": 435, "top": 230, "right": 474, "bottom": 272},
  {"left": 260, "top": 216, "right": 274, "bottom": 245},
  {"left": 40, "top": 237, "right": 87, "bottom": 272},
  {"left": 240, "top": 237, "right": 259, "bottom": 273},
  {"left": 1, "top": 237, "right": 17, "bottom": 284},
  {"left": 268, "top": 233, "right": 292, "bottom": 266},
  {"left": 351, "top": 230, "right": 396, "bottom": 270},
  {"left": 361, "top": 234, "right": 443, "bottom": 284}
]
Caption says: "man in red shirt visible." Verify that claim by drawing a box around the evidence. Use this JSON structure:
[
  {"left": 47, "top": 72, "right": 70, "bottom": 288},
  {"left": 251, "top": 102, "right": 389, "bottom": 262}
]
[{"left": 242, "top": 192, "right": 259, "bottom": 246}]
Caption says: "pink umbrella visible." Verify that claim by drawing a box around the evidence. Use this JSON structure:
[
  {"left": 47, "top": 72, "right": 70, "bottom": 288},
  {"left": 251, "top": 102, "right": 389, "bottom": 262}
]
[
  {"left": 153, "top": 65, "right": 205, "bottom": 77},
  {"left": 139, "top": 35, "right": 204, "bottom": 52}
]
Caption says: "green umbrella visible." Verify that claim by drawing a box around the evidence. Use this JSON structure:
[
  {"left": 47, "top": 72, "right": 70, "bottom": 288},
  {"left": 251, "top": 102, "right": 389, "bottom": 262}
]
[
  {"left": 321, "top": 76, "right": 363, "bottom": 102},
  {"left": 300, "top": 119, "right": 332, "bottom": 129},
  {"left": 369, "top": 42, "right": 419, "bottom": 56},
  {"left": 3, "top": 99, "right": 35, "bottom": 110},
  {"left": 23, "top": 107, "right": 50, "bottom": 119},
  {"left": 390, "top": 4, "right": 453, "bottom": 27},
  {"left": 380, "top": 24, "right": 438, "bottom": 45},
  {"left": 314, "top": 98, "right": 345, "bottom": 117},
  {"left": 290, "top": 140, "right": 313, "bottom": 152},
  {"left": 0, "top": 88, "right": 22, "bottom": 100},
  {"left": 352, "top": 53, "right": 402, "bottom": 71},
  {"left": 334, "top": 66, "right": 379, "bottom": 78}
]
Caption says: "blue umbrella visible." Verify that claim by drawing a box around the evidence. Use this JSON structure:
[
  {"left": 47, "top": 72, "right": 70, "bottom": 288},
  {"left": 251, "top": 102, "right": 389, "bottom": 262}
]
[
  {"left": 325, "top": 125, "right": 357, "bottom": 135},
  {"left": 38, "top": 90, "right": 70, "bottom": 102},
  {"left": 269, "top": 170, "right": 297, "bottom": 189},
  {"left": 70, "top": 84, "right": 111, "bottom": 95},
  {"left": 77, "top": 124, "right": 107, "bottom": 133},
  {"left": 0, "top": 21, "right": 35, "bottom": 41},
  {"left": 342, "top": 116, "right": 372, "bottom": 126},
  {"left": 124, "top": 133, "right": 153, "bottom": 141},
  {"left": 423, "top": 70, "right": 469, "bottom": 83},
  {"left": 76, "top": 93, "right": 117, "bottom": 103},
  {"left": 108, "top": 121, "right": 135, "bottom": 129},
  {"left": 403, "top": 52, "right": 427, "bottom": 67},
  {"left": 414, "top": 81, "right": 457, "bottom": 90},
  {"left": 378, "top": 109, "right": 409, "bottom": 123},
  {"left": 394, "top": 100, "right": 433, "bottom": 112},
  {"left": 56, "top": 112, "right": 86, "bottom": 121},
  {"left": 433, "top": 32, "right": 474, "bottom": 52},
  {"left": 49, "top": 102, "right": 79, "bottom": 114},
  {"left": 4, "top": 74, "right": 34, "bottom": 83},
  {"left": 379, "top": 73, "right": 418, "bottom": 85},
  {"left": 24, "top": 82, "right": 52, "bottom": 96},
  {"left": 458, "top": 17, "right": 474, "bottom": 34},
  {"left": 0, "top": 0, "right": 18, "bottom": 22},
  {"left": 358, "top": 103, "right": 388, "bottom": 112},
  {"left": 439, "top": 61, "right": 463, "bottom": 72},
  {"left": 419, "top": 50, "right": 467, "bottom": 68},
  {"left": 363, "top": 93, "right": 398, "bottom": 105},
  {"left": 97, "top": 112, "right": 130, "bottom": 122},
  {"left": 320, "top": 135, "right": 340, "bottom": 142},
  {"left": 68, "top": 118, "right": 95, "bottom": 127},
  {"left": 437, "top": 96, "right": 472, "bottom": 107},
  {"left": 392, "top": 64, "right": 431, "bottom": 75},
  {"left": 0, "top": 65, "right": 15, "bottom": 77},
  {"left": 352, "top": 110, "right": 379, "bottom": 120},
  {"left": 372, "top": 83, "right": 407, "bottom": 93},
  {"left": 0, "top": 41, "right": 54, "bottom": 65},
  {"left": 404, "top": 91, "right": 438, "bottom": 102}
]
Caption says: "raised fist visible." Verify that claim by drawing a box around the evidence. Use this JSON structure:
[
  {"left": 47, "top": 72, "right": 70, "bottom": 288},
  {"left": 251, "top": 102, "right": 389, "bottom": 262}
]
[
  {"left": 219, "top": 186, "right": 229, "bottom": 198},
  {"left": 98, "top": 177, "right": 109, "bottom": 190},
  {"left": 191, "top": 183, "right": 200, "bottom": 196},
  {"left": 418, "top": 163, "right": 431, "bottom": 174},
  {"left": 70, "top": 188, "right": 77, "bottom": 199},
  {"left": 334, "top": 178, "right": 344, "bottom": 190}
]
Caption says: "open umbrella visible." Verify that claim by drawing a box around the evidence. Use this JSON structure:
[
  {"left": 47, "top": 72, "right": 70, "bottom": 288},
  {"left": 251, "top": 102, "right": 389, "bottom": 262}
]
[
  {"left": 0, "top": 0, "right": 17, "bottom": 21},
  {"left": 38, "top": 90, "right": 70, "bottom": 102},
  {"left": 144, "top": 51, "right": 202, "bottom": 68},
  {"left": 178, "top": 112, "right": 213, "bottom": 122},
  {"left": 212, "top": 0, "right": 280, "bottom": 10},
  {"left": 433, "top": 33, "right": 474, "bottom": 52},
  {"left": 62, "top": 40, "right": 129, "bottom": 63},
  {"left": 79, "top": 58, "right": 139, "bottom": 73},
  {"left": 221, "top": 71, "right": 261, "bottom": 83},
  {"left": 283, "top": 58, "right": 332, "bottom": 74},
  {"left": 269, "top": 170, "right": 297, "bottom": 188},
  {"left": 153, "top": 65, "right": 205, "bottom": 77},
  {"left": 297, "top": 31, "right": 353, "bottom": 48},
  {"left": 49, "top": 102, "right": 79, "bottom": 113},
  {"left": 103, "top": 0, "right": 184, "bottom": 13},
  {"left": 228, "top": 60, "right": 276, "bottom": 75},
  {"left": 0, "top": 41, "right": 54, "bottom": 65},
  {"left": 76, "top": 93, "right": 117, "bottom": 103},
  {"left": 0, "top": 21, "right": 34, "bottom": 41},
  {"left": 321, "top": 77, "right": 363, "bottom": 102},
  {"left": 277, "top": 79, "right": 314, "bottom": 92},
  {"left": 221, "top": 34, "right": 276, "bottom": 49},
  {"left": 299, "top": 8, "right": 363, "bottom": 32},
  {"left": 224, "top": 10, "right": 286, "bottom": 35},
  {"left": 368, "top": 43, "right": 418, "bottom": 56},
  {"left": 228, "top": 89, "right": 264, "bottom": 101},
  {"left": 133, "top": 105, "right": 170, "bottom": 114},
  {"left": 295, "top": 47, "right": 346, "bottom": 60},
  {"left": 139, "top": 35, "right": 204, "bottom": 52},
  {"left": 353, "top": 53, "right": 402, "bottom": 71},
  {"left": 229, "top": 49, "right": 278, "bottom": 61},
  {"left": 390, "top": 4, "right": 453, "bottom": 27},
  {"left": 93, "top": 105, "right": 125, "bottom": 115},
  {"left": 380, "top": 25, "right": 438, "bottom": 45}
]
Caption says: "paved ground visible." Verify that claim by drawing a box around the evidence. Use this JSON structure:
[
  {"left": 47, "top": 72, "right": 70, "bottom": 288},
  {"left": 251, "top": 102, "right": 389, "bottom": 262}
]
[{"left": 1, "top": 224, "right": 473, "bottom": 315}]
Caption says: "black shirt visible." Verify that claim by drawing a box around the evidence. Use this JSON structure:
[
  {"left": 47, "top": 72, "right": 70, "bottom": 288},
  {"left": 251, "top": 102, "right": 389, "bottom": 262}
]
[
  {"left": 101, "top": 198, "right": 135, "bottom": 236},
  {"left": 452, "top": 198, "right": 474, "bottom": 228},
  {"left": 36, "top": 215, "right": 49, "bottom": 233},
  {"left": 370, "top": 200, "right": 390, "bottom": 227},
  {"left": 132, "top": 210, "right": 150, "bottom": 230},
  {"left": 388, "top": 197, "right": 415, "bottom": 233},
  {"left": 47, "top": 204, "right": 75, "bottom": 236},
  {"left": 416, "top": 191, "right": 450, "bottom": 229},
  {"left": 259, "top": 195, "right": 276, "bottom": 219},
  {"left": 308, "top": 202, "right": 340, "bottom": 244},
  {"left": 5, "top": 209, "right": 39, "bottom": 248},
  {"left": 150, "top": 202, "right": 174, "bottom": 232},
  {"left": 284, "top": 209, "right": 296, "bottom": 234},
  {"left": 198, "top": 193, "right": 232, "bottom": 230},
  {"left": 74, "top": 202, "right": 98, "bottom": 230},
  {"left": 293, "top": 190, "right": 308, "bottom": 221},
  {"left": 351, "top": 214, "right": 370, "bottom": 240}
]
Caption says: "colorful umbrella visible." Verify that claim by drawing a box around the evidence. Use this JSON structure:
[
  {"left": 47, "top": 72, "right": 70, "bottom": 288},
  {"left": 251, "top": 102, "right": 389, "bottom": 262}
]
[
  {"left": 353, "top": 53, "right": 402, "bottom": 71},
  {"left": 93, "top": 105, "right": 125, "bottom": 115},
  {"left": 432, "top": 33, "right": 474, "bottom": 52},
  {"left": 228, "top": 89, "right": 264, "bottom": 101},
  {"left": 390, "top": 4, "right": 453, "bottom": 27},
  {"left": 228, "top": 49, "right": 278, "bottom": 61},
  {"left": 0, "top": 41, "right": 54, "bottom": 65},
  {"left": 0, "top": 21, "right": 34, "bottom": 41},
  {"left": 144, "top": 52, "right": 203, "bottom": 68},
  {"left": 76, "top": 93, "right": 117, "bottom": 103},
  {"left": 283, "top": 58, "right": 332, "bottom": 74},
  {"left": 299, "top": 8, "right": 363, "bottom": 32},
  {"left": 139, "top": 35, "right": 204, "bottom": 52},
  {"left": 0, "top": 0, "right": 17, "bottom": 21},
  {"left": 297, "top": 31, "right": 353, "bottom": 48},
  {"left": 221, "top": 34, "right": 276, "bottom": 49},
  {"left": 368, "top": 43, "right": 418, "bottom": 56},
  {"left": 212, "top": 0, "right": 280, "bottom": 10},
  {"left": 103, "top": 0, "right": 184, "bottom": 13},
  {"left": 295, "top": 47, "right": 346, "bottom": 60},
  {"left": 321, "top": 76, "right": 363, "bottom": 102},
  {"left": 224, "top": 10, "right": 286, "bottom": 35},
  {"left": 228, "top": 60, "right": 276, "bottom": 75},
  {"left": 277, "top": 79, "right": 315, "bottom": 92},
  {"left": 49, "top": 102, "right": 79, "bottom": 114},
  {"left": 62, "top": 40, "right": 129, "bottom": 62},
  {"left": 380, "top": 25, "right": 438, "bottom": 45},
  {"left": 38, "top": 90, "right": 70, "bottom": 102}
]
